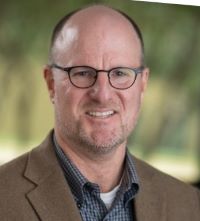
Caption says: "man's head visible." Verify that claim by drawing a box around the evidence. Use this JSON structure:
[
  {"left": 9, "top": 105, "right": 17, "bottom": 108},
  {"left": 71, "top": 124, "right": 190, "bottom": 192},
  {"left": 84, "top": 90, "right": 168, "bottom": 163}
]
[
  {"left": 48, "top": 6, "right": 145, "bottom": 66},
  {"left": 44, "top": 5, "right": 149, "bottom": 156}
]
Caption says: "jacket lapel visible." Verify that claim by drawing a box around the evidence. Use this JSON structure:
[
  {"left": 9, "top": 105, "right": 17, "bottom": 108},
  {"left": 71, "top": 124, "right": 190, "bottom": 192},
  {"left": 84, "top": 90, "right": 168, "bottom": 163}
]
[
  {"left": 133, "top": 157, "right": 166, "bottom": 221},
  {"left": 24, "top": 132, "right": 82, "bottom": 221}
]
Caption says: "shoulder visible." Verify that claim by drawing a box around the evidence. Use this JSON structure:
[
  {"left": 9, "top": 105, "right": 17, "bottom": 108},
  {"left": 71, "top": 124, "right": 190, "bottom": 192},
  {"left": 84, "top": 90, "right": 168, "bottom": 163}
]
[
  {"left": 0, "top": 151, "right": 28, "bottom": 180},
  {"left": 0, "top": 131, "right": 54, "bottom": 189},
  {"left": 0, "top": 130, "right": 55, "bottom": 181},
  {"left": 0, "top": 151, "right": 36, "bottom": 218},
  {"left": 132, "top": 156, "right": 200, "bottom": 220},
  {"left": 134, "top": 155, "right": 198, "bottom": 190},
  {"left": 0, "top": 151, "right": 33, "bottom": 195},
  {"left": 133, "top": 155, "right": 200, "bottom": 202}
]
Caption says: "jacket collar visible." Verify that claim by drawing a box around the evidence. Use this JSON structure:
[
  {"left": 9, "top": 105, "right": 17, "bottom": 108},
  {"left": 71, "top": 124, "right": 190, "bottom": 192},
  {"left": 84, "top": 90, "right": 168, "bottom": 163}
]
[{"left": 24, "top": 131, "right": 82, "bottom": 221}]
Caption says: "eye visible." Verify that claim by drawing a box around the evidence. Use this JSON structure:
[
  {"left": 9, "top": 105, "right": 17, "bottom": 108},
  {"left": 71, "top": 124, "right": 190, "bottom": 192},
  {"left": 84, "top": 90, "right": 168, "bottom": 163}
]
[
  {"left": 115, "top": 71, "right": 127, "bottom": 76},
  {"left": 74, "top": 71, "right": 90, "bottom": 76},
  {"left": 71, "top": 68, "right": 96, "bottom": 78},
  {"left": 111, "top": 68, "right": 131, "bottom": 78}
]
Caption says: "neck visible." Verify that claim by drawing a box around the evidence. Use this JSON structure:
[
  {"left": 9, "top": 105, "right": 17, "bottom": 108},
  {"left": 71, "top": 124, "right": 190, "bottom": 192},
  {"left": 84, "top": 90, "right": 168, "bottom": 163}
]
[{"left": 55, "top": 132, "right": 127, "bottom": 193}]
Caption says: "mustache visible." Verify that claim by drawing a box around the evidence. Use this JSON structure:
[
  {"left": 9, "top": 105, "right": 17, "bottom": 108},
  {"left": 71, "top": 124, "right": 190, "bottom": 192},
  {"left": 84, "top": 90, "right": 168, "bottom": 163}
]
[{"left": 82, "top": 102, "right": 120, "bottom": 112}]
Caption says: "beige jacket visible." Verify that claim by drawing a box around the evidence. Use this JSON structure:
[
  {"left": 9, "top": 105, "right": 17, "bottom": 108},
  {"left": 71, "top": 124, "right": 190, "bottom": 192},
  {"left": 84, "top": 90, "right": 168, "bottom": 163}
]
[{"left": 0, "top": 131, "right": 200, "bottom": 221}]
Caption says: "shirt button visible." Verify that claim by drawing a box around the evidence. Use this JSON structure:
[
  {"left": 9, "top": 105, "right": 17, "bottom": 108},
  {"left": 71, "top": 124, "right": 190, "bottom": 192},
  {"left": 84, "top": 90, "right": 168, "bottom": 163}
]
[{"left": 77, "top": 203, "right": 81, "bottom": 209}]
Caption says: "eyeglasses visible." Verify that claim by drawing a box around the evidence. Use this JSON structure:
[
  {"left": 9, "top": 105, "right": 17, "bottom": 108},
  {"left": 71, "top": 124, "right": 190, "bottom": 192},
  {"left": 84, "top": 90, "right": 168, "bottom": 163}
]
[{"left": 50, "top": 64, "right": 144, "bottom": 90}]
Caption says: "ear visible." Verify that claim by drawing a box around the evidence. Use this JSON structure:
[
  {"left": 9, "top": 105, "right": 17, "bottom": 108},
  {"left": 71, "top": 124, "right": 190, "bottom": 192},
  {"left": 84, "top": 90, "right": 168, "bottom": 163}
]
[
  {"left": 140, "top": 67, "right": 149, "bottom": 99},
  {"left": 43, "top": 65, "right": 55, "bottom": 103}
]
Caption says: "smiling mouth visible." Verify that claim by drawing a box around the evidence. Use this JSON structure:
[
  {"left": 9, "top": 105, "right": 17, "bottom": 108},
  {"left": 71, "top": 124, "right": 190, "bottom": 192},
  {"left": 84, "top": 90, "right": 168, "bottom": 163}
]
[{"left": 86, "top": 110, "right": 115, "bottom": 118}]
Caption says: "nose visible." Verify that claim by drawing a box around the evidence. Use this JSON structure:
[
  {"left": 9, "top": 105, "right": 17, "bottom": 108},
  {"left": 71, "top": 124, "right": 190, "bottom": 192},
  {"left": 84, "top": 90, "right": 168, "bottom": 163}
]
[{"left": 88, "top": 72, "right": 112, "bottom": 103}]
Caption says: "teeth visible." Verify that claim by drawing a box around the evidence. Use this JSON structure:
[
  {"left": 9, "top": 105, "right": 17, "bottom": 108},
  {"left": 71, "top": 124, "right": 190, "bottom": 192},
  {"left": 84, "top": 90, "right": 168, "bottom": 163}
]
[{"left": 87, "top": 111, "right": 114, "bottom": 118}]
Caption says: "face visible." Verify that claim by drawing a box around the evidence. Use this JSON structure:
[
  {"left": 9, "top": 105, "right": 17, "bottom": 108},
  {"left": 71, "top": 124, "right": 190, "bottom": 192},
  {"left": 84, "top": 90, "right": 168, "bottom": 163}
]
[{"left": 44, "top": 9, "right": 149, "bottom": 156}]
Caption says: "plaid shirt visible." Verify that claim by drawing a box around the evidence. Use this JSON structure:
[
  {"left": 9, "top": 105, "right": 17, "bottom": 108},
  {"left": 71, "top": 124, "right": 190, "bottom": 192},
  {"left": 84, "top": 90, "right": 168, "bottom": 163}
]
[{"left": 53, "top": 134, "right": 139, "bottom": 221}]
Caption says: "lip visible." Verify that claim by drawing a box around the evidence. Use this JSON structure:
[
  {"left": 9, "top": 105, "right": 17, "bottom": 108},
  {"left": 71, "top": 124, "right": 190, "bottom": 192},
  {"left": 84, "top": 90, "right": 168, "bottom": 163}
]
[{"left": 85, "top": 109, "right": 117, "bottom": 118}]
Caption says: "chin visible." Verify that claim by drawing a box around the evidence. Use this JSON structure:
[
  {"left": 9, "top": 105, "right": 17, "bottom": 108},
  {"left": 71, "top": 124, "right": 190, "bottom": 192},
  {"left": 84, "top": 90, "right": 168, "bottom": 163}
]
[{"left": 84, "top": 133, "right": 125, "bottom": 154}]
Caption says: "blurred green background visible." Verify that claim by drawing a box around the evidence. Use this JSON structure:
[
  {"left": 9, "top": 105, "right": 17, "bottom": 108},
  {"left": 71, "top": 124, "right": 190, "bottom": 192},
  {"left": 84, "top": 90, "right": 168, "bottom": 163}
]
[{"left": 0, "top": 0, "right": 199, "bottom": 185}]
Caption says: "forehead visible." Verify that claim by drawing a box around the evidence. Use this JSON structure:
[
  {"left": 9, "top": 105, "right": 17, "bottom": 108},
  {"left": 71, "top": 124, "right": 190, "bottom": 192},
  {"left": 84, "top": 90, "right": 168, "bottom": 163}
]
[{"left": 52, "top": 6, "right": 142, "bottom": 66}]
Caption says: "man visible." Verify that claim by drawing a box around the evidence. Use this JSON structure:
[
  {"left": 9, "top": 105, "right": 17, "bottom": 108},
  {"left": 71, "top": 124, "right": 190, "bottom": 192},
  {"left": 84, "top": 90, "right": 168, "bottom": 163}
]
[{"left": 0, "top": 5, "right": 199, "bottom": 221}]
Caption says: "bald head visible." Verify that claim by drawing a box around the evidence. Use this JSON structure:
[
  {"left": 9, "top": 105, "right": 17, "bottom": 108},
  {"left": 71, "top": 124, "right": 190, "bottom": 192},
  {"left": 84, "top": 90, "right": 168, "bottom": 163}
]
[{"left": 49, "top": 5, "right": 145, "bottom": 66}]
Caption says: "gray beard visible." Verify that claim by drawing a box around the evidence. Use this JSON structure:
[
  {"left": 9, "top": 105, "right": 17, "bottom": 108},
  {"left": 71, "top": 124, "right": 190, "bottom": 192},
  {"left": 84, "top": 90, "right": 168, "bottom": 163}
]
[
  {"left": 78, "top": 125, "right": 127, "bottom": 155},
  {"left": 59, "top": 119, "right": 130, "bottom": 156}
]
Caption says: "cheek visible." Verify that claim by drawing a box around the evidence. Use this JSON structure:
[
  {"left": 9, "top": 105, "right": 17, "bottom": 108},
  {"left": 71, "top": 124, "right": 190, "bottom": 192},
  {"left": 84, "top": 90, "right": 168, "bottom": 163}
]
[
  {"left": 54, "top": 81, "right": 73, "bottom": 115},
  {"left": 126, "top": 100, "right": 140, "bottom": 121},
  {"left": 54, "top": 81, "right": 86, "bottom": 118},
  {"left": 122, "top": 89, "right": 142, "bottom": 122}
]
